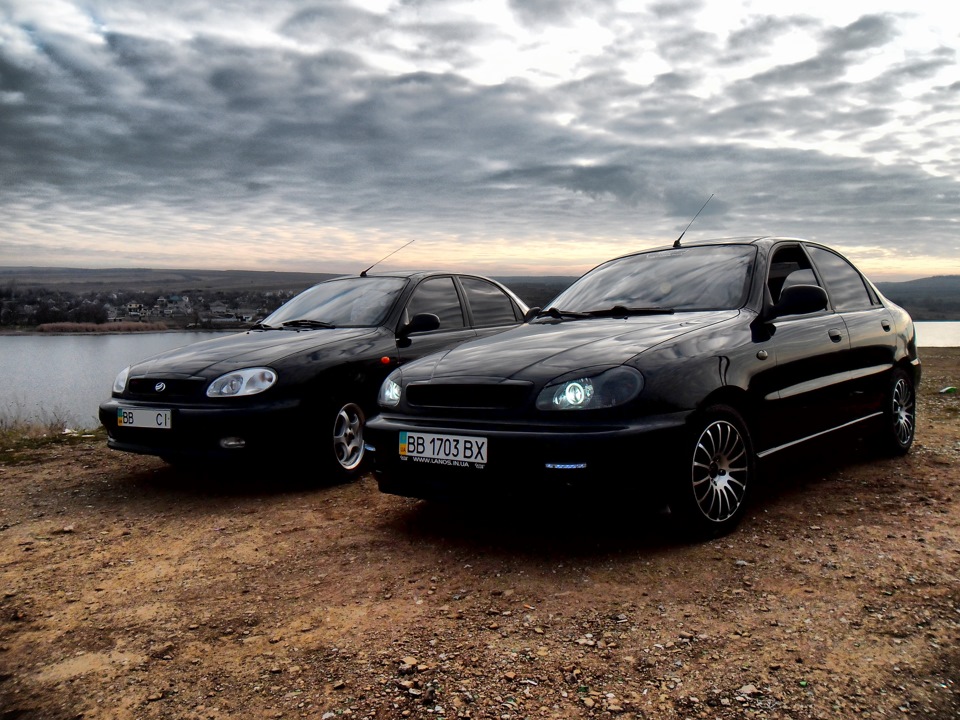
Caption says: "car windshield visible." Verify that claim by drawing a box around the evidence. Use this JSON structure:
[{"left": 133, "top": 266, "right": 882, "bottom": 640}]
[
  {"left": 261, "top": 276, "right": 408, "bottom": 328},
  {"left": 549, "top": 245, "right": 756, "bottom": 313}
]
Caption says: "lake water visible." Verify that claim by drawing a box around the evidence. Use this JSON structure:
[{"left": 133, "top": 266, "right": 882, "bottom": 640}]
[
  {"left": 0, "top": 331, "right": 229, "bottom": 430},
  {"left": 1, "top": 322, "right": 957, "bottom": 430}
]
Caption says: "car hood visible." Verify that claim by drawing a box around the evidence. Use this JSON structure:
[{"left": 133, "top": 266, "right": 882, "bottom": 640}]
[
  {"left": 410, "top": 312, "right": 737, "bottom": 382},
  {"left": 128, "top": 327, "right": 383, "bottom": 377}
]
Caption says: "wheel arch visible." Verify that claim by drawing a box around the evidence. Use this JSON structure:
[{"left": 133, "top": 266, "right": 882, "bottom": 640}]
[
  {"left": 299, "top": 360, "right": 387, "bottom": 419},
  {"left": 694, "top": 386, "right": 757, "bottom": 427},
  {"left": 897, "top": 355, "right": 921, "bottom": 388}
]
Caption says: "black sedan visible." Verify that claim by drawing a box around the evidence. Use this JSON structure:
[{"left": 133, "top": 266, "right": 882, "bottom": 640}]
[
  {"left": 99, "top": 271, "right": 529, "bottom": 479},
  {"left": 365, "top": 237, "right": 920, "bottom": 537}
]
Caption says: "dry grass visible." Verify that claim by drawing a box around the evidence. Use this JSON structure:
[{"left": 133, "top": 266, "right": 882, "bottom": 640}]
[{"left": 0, "top": 419, "right": 105, "bottom": 464}]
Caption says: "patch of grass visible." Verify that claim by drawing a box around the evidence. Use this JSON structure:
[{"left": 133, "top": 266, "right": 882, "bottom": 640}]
[{"left": 0, "top": 421, "right": 106, "bottom": 464}]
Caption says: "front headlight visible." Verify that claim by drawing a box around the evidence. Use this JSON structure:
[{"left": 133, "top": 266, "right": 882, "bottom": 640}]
[
  {"left": 378, "top": 372, "right": 402, "bottom": 407},
  {"left": 112, "top": 366, "right": 130, "bottom": 394},
  {"left": 206, "top": 367, "right": 277, "bottom": 397},
  {"left": 536, "top": 366, "right": 643, "bottom": 411}
]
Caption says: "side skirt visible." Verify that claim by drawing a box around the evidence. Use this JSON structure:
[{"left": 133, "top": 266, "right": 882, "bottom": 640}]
[{"left": 756, "top": 412, "right": 883, "bottom": 459}]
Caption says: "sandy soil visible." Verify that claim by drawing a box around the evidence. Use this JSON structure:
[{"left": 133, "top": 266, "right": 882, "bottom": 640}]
[{"left": 1, "top": 349, "right": 958, "bottom": 720}]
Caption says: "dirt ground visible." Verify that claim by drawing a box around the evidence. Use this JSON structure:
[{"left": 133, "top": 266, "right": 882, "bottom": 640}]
[{"left": 1, "top": 350, "right": 958, "bottom": 720}]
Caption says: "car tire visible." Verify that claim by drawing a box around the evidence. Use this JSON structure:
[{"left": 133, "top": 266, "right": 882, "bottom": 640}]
[
  {"left": 876, "top": 368, "right": 916, "bottom": 456},
  {"left": 331, "top": 400, "right": 366, "bottom": 479},
  {"left": 672, "top": 404, "right": 755, "bottom": 539}
]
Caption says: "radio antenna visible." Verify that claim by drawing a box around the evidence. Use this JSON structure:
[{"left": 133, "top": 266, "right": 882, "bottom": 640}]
[
  {"left": 360, "top": 239, "right": 416, "bottom": 277},
  {"left": 673, "top": 194, "right": 714, "bottom": 248}
]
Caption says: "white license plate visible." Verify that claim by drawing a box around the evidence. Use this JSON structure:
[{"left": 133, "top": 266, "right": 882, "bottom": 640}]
[
  {"left": 117, "top": 407, "right": 172, "bottom": 430},
  {"left": 399, "top": 431, "right": 487, "bottom": 466}
]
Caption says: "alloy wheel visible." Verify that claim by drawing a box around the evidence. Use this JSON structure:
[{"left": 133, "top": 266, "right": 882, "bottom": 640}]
[
  {"left": 333, "top": 402, "right": 365, "bottom": 471},
  {"left": 891, "top": 377, "right": 916, "bottom": 448},
  {"left": 691, "top": 419, "right": 749, "bottom": 523}
]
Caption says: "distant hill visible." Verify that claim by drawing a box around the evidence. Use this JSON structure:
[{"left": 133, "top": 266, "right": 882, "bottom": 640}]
[
  {"left": 1, "top": 267, "right": 956, "bottom": 319},
  {"left": 0, "top": 266, "right": 578, "bottom": 309},
  {"left": 876, "top": 275, "right": 960, "bottom": 294},
  {"left": 876, "top": 275, "right": 960, "bottom": 321},
  {"left": 493, "top": 276, "right": 577, "bottom": 308},
  {"left": 0, "top": 266, "right": 340, "bottom": 295}
]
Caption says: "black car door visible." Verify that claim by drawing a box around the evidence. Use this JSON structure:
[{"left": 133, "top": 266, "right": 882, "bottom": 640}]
[
  {"left": 806, "top": 245, "right": 897, "bottom": 423},
  {"left": 752, "top": 243, "right": 852, "bottom": 455}
]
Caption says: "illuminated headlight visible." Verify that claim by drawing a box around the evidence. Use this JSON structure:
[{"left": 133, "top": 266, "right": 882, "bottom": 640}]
[
  {"left": 206, "top": 368, "right": 277, "bottom": 397},
  {"left": 378, "top": 373, "right": 402, "bottom": 407},
  {"left": 536, "top": 366, "right": 643, "bottom": 411},
  {"left": 112, "top": 366, "right": 130, "bottom": 394}
]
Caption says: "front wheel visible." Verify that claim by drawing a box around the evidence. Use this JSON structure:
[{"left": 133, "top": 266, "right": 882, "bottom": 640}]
[
  {"left": 672, "top": 405, "right": 755, "bottom": 539},
  {"left": 330, "top": 401, "right": 366, "bottom": 479},
  {"left": 876, "top": 368, "right": 916, "bottom": 456}
]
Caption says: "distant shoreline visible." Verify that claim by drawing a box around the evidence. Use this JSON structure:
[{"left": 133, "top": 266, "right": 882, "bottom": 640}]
[{"left": 0, "top": 322, "right": 235, "bottom": 335}]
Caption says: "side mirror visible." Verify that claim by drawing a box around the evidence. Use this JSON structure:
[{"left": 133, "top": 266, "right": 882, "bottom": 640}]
[
  {"left": 400, "top": 312, "right": 440, "bottom": 336},
  {"left": 771, "top": 284, "right": 828, "bottom": 319},
  {"left": 523, "top": 306, "right": 541, "bottom": 323}
]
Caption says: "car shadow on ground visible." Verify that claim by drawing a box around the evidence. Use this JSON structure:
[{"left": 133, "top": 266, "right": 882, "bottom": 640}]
[
  {"left": 379, "top": 432, "right": 899, "bottom": 559},
  {"left": 92, "top": 455, "right": 358, "bottom": 504},
  {"left": 383, "top": 495, "right": 686, "bottom": 560}
]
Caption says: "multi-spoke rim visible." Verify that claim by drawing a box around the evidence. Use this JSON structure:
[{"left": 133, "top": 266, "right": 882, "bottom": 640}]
[
  {"left": 691, "top": 419, "right": 749, "bottom": 523},
  {"left": 891, "top": 377, "right": 916, "bottom": 448},
  {"left": 333, "top": 402, "right": 365, "bottom": 471}
]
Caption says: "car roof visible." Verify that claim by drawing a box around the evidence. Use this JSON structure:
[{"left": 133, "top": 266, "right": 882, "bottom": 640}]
[
  {"left": 665, "top": 235, "right": 808, "bottom": 248},
  {"left": 612, "top": 235, "right": 818, "bottom": 256},
  {"left": 339, "top": 270, "right": 503, "bottom": 282}
]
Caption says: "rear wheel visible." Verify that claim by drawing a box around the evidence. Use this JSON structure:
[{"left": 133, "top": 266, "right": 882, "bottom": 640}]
[
  {"left": 877, "top": 368, "right": 916, "bottom": 456},
  {"left": 331, "top": 400, "right": 366, "bottom": 478},
  {"left": 672, "top": 405, "right": 754, "bottom": 538}
]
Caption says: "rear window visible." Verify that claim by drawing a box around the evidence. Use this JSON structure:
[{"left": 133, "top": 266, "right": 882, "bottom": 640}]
[{"left": 461, "top": 277, "right": 519, "bottom": 326}]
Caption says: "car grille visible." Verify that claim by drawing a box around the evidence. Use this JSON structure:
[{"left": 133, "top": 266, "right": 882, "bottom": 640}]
[
  {"left": 127, "top": 378, "right": 207, "bottom": 401},
  {"left": 406, "top": 382, "right": 532, "bottom": 410}
]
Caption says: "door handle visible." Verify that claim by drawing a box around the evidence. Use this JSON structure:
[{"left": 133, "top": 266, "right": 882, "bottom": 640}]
[
  {"left": 828, "top": 328, "right": 843, "bottom": 343},
  {"left": 881, "top": 320, "right": 891, "bottom": 332}
]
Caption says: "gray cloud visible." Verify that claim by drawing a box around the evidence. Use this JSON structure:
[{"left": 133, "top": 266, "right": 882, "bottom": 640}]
[
  {"left": 1, "top": 1, "right": 957, "bottom": 278},
  {"left": 821, "top": 13, "right": 898, "bottom": 55},
  {"left": 508, "top": 0, "right": 619, "bottom": 27}
]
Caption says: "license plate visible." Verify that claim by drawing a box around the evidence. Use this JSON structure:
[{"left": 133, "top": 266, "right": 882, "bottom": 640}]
[
  {"left": 117, "top": 407, "right": 172, "bottom": 429},
  {"left": 399, "top": 431, "right": 487, "bottom": 466}
]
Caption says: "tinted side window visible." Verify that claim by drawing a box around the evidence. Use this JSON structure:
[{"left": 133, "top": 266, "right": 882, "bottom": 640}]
[
  {"left": 808, "top": 246, "right": 873, "bottom": 311},
  {"left": 767, "top": 246, "right": 821, "bottom": 304},
  {"left": 405, "top": 277, "right": 465, "bottom": 329},
  {"left": 460, "top": 278, "right": 519, "bottom": 326}
]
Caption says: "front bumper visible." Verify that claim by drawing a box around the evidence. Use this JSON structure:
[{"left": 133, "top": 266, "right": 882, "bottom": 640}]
[
  {"left": 98, "top": 397, "right": 304, "bottom": 461},
  {"left": 364, "top": 410, "right": 691, "bottom": 501}
]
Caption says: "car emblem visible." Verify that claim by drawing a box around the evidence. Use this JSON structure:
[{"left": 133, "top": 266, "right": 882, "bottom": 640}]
[{"left": 155, "top": 382, "right": 167, "bottom": 393}]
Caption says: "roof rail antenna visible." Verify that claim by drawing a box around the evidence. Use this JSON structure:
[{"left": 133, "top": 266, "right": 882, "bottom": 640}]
[
  {"left": 360, "top": 239, "right": 416, "bottom": 277},
  {"left": 673, "top": 194, "right": 714, "bottom": 248}
]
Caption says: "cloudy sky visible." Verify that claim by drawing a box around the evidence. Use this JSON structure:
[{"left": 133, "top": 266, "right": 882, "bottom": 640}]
[{"left": 2, "top": 0, "right": 958, "bottom": 280}]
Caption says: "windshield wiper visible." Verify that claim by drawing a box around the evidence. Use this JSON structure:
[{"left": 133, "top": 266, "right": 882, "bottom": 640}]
[
  {"left": 535, "top": 307, "right": 589, "bottom": 320},
  {"left": 280, "top": 319, "right": 336, "bottom": 329},
  {"left": 584, "top": 305, "right": 675, "bottom": 318}
]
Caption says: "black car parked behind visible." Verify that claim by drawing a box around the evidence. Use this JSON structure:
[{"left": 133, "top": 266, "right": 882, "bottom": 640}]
[{"left": 99, "top": 271, "right": 529, "bottom": 479}]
